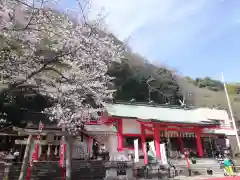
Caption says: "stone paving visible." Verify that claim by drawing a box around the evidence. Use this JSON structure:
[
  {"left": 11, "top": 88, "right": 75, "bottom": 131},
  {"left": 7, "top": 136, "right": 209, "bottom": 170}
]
[
  {"left": 137, "top": 173, "right": 240, "bottom": 180},
  {"left": 172, "top": 173, "right": 240, "bottom": 180}
]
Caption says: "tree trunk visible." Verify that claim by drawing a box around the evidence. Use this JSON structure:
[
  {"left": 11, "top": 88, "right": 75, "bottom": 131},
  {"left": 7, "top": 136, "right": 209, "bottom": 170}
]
[
  {"left": 18, "top": 135, "right": 33, "bottom": 180},
  {"left": 65, "top": 135, "right": 72, "bottom": 180}
]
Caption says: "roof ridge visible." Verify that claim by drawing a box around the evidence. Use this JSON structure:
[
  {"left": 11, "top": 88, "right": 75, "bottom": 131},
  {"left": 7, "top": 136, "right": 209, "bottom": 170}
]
[{"left": 113, "top": 101, "right": 194, "bottom": 110}]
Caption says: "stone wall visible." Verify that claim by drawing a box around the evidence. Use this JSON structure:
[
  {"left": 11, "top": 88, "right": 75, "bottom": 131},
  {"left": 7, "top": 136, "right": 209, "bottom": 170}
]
[{"left": 228, "top": 135, "right": 239, "bottom": 156}]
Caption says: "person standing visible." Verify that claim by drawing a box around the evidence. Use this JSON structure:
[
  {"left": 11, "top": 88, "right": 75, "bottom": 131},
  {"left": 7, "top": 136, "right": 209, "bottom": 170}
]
[
  {"left": 223, "top": 156, "right": 233, "bottom": 176},
  {"left": 225, "top": 136, "right": 230, "bottom": 149},
  {"left": 92, "top": 139, "right": 99, "bottom": 160},
  {"left": 224, "top": 136, "right": 231, "bottom": 156},
  {"left": 146, "top": 142, "right": 150, "bottom": 153}
]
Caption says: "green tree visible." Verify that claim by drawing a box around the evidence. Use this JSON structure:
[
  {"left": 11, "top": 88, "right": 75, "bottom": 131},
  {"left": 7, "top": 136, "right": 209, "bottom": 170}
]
[
  {"left": 0, "top": 84, "right": 52, "bottom": 127},
  {"left": 108, "top": 60, "right": 182, "bottom": 105}
]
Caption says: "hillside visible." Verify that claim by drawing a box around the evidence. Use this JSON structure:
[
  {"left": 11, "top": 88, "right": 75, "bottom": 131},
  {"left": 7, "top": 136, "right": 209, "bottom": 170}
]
[
  {"left": 1, "top": 3, "right": 239, "bottom": 126},
  {"left": 111, "top": 50, "right": 240, "bottom": 125}
]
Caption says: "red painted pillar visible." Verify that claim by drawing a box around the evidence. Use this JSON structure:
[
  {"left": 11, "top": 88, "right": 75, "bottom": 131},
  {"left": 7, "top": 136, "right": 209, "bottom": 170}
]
[
  {"left": 153, "top": 124, "right": 161, "bottom": 159},
  {"left": 178, "top": 133, "right": 184, "bottom": 153},
  {"left": 87, "top": 136, "right": 92, "bottom": 154},
  {"left": 141, "top": 124, "right": 148, "bottom": 165},
  {"left": 195, "top": 130, "right": 203, "bottom": 157},
  {"left": 117, "top": 119, "right": 123, "bottom": 151}
]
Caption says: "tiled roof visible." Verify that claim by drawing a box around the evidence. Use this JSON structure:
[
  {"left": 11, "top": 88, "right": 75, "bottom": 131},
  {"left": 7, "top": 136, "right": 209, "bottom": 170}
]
[
  {"left": 194, "top": 108, "right": 230, "bottom": 122},
  {"left": 105, "top": 103, "right": 226, "bottom": 125}
]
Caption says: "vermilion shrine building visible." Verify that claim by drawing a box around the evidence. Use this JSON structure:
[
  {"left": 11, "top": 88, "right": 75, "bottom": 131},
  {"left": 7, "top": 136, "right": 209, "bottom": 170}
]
[
  {"left": 99, "top": 102, "right": 236, "bottom": 163},
  {"left": 9, "top": 102, "right": 237, "bottom": 163}
]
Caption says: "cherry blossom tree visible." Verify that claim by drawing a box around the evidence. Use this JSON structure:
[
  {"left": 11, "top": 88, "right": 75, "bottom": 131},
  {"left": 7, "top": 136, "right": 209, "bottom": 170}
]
[{"left": 0, "top": 0, "right": 124, "bottom": 133}]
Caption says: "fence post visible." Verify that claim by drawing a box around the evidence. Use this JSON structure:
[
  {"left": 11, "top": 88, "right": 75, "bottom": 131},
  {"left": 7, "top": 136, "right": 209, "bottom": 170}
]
[
  {"left": 168, "top": 167, "right": 171, "bottom": 178},
  {"left": 65, "top": 135, "right": 72, "bottom": 180},
  {"left": 175, "top": 168, "right": 178, "bottom": 176},
  {"left": 157, "top": 168, "right": 160, "bottom": 179},
  {"left": 188, "top": 169, "right": 192, "bottom": 176},
  {"left": 144, "top": 165, "right": 148, "bottom": 179},
  {"left": 19, "top": 135, "right": 33, "bottom": 180}
]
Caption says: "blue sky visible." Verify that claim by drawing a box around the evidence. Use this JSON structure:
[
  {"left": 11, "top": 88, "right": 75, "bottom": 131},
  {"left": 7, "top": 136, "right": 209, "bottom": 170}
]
[{"left": 59, "top": 0, "right": 240, "bottom": 82}]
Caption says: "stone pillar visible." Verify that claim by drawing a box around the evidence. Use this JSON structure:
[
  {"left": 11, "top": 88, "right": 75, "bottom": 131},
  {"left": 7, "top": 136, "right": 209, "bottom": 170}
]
[
  {"left": 65, "top": 136, "right": 72, "bottom": 180},
  {"left": 18, "top": 135, "right": 33, "bottom": 180},
  {"left": 227, "top": 135, "right": 238, "bottom": 156}
]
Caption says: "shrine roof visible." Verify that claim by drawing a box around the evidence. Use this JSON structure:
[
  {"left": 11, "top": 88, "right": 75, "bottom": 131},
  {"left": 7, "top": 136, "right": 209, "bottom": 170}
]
[{"left": 105, "top": 103, "right": 227, "bottom": 125}]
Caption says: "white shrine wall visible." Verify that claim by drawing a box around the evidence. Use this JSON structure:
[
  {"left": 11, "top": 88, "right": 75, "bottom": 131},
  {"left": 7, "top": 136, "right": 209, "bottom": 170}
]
[{"left": 122, "top": 119, "right": 152, "bottom": 135}]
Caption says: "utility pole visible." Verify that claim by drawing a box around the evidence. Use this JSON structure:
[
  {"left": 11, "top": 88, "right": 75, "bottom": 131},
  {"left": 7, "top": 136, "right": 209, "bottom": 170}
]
[{"left": 221, "top": 72, "right": 240, "bottom": 153}]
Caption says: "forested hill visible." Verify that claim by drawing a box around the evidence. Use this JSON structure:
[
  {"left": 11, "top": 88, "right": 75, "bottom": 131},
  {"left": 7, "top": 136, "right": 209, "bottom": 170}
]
[{"left": 109, "top": 50, "right": 240, "bottom": 125}]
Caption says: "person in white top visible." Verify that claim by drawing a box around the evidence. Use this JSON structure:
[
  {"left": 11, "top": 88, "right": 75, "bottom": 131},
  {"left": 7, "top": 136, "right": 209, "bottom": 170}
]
[
  {"left": 13, "top": 149, "right": 20, "bottom": 162},
  {"left": 100, "top": 144, "right": 106, "bottom": 152},
  {"left": 225, "top": 137, "right": 230, "bottom": 149}
]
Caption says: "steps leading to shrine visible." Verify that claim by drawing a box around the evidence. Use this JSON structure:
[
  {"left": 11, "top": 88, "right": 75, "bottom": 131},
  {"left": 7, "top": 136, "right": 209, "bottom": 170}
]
[
  {"left": 8, "top": 163, "right": 22, "bottom": 180},
  {"left": 30, "top": 162, "right": 63, "bottom": 180},
  {"left": 171, "top": 158, "right": 223, "bottom": 175},
  {"left": 71, "top": 160, "right": 106, "bottom": 179},
  {"left": 0, "top": 163, "right": 4, "bottom": 180}
]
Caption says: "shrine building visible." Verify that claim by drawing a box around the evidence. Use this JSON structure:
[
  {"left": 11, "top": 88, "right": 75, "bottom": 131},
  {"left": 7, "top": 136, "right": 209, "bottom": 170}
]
[
  {"left": 99, "top": 102, "right": 236, "bottom": 164},
  {"left": 9, "top": 102, "right": 237, "bottom": 164}
]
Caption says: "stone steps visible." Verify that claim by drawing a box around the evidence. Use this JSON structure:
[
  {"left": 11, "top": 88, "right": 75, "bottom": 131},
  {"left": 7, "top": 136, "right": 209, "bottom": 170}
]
[
  {"left": 172, "top": 158, "right": 223, "bottom": 175},
  {"left": 72, "top": 160, "right": 106, "bottom": 180},
  {"left": 0, "top": 163, "right": 4, "bottom": 180},
  {"left": 8, "top": 163, "right": 22, "bottom": 180},
  {"left": 30, "top": 162, "right": 63, "bottom": 180}
]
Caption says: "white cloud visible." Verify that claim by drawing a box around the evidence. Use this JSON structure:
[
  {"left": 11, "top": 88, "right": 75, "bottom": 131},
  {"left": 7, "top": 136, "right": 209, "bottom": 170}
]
[
  {"left": 89, "top": 0, "right": 212, "bottom": 60},
  {"left": 89, "top": 0, "right": 208, "bottom": 39}
]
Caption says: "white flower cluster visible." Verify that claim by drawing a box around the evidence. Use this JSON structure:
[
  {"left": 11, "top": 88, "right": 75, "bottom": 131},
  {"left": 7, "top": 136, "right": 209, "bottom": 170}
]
[{"left": 0, "top": 0, "right": 123, "bottom": 133}]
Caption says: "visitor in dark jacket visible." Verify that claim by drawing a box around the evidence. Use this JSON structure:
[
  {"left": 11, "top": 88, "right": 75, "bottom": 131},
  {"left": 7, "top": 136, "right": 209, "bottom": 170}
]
[
  {"left": 146, "top": 142, "right": 150, "bottom": 153},
  {"left": 92, "top": 139, "right": 99, "bottom": 160}
]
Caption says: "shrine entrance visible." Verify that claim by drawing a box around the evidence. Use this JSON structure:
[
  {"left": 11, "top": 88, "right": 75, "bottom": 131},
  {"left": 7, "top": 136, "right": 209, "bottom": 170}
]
[{"left": 136, "top": 120, "right": 218, "bottom": 164}]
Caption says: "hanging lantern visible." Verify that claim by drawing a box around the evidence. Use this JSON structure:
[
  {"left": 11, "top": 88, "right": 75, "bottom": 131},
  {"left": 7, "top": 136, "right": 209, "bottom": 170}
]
[
  {"left": 178, "top": 132, "right": 182, "bottom": 138},
  {"left": 47, "top": 144, "right": 51, "bottom": 157},
  {"left": 183, "top": 132, "right": 186, "bottom": 138},
  {"left": 160, "top": 131, "right": 163, "bottom": 137},
  {"left": 54, "top": 146, "right": 58, "bottom": 156},
  {"left": 184, "top": 133, "right": 187, "bottom": 138},
  {"left": 174, "top": 131, "right": 177, "bottom": 137},
  {"left": 167, "top": 131, "right": 170, "bottom": 137}
]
